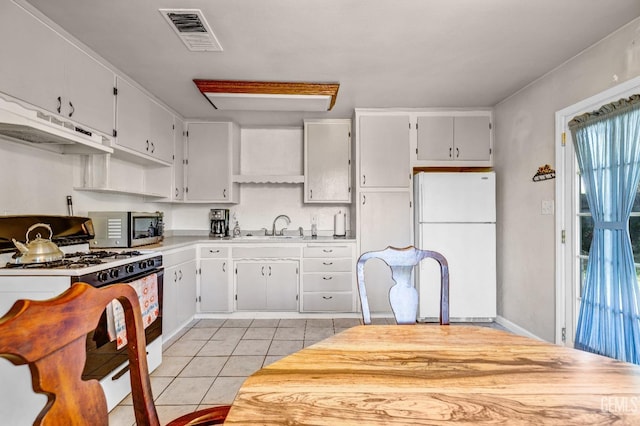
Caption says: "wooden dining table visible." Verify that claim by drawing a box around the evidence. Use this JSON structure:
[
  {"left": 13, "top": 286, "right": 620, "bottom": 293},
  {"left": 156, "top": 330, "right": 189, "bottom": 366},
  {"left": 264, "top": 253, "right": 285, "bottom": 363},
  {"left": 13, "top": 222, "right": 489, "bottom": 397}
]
[{"left": 223, "top": 324, "right": 640, "bottom": 425}]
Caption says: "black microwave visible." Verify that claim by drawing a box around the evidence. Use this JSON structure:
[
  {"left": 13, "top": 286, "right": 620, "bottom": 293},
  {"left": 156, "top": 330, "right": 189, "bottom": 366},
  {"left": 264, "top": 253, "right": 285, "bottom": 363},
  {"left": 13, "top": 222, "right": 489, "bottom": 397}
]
[{"left": 88, "top": 211, "right": 164, "bottom": 248}]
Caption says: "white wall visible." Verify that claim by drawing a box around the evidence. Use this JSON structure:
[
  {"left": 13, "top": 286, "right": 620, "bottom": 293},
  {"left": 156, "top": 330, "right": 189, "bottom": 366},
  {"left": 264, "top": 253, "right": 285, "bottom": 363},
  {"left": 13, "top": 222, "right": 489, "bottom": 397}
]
[{"left": 494, "top": 18, "right": 640, "bottom": 341}]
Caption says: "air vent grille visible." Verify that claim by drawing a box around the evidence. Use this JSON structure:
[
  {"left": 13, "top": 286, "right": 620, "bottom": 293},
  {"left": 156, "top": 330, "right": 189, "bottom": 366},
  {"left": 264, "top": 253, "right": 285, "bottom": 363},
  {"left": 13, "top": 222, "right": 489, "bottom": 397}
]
[
  {"left": 106, "top": 219, "right": 123, "bottom": 239},
  {"left": 168, "top": 13, "right": 207, "bottom": 33},
  {"left": 160, "top": 9, "right": 223, "bottom": 52}
]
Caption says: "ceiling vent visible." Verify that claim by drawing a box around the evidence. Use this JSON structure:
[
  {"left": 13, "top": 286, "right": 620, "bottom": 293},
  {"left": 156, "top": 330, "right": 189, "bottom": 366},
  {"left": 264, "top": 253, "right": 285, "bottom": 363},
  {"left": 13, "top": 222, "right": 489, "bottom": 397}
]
[{"left": 160, "top": 9, "right": 222, "bottom": 52}]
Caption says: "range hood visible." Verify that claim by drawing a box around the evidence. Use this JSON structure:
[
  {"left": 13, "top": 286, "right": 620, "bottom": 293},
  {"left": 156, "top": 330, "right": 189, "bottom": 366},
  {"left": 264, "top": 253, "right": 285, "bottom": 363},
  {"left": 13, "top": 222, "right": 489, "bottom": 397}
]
[{"left": 0, "top": 97, "right": 113, "bottom": 155}]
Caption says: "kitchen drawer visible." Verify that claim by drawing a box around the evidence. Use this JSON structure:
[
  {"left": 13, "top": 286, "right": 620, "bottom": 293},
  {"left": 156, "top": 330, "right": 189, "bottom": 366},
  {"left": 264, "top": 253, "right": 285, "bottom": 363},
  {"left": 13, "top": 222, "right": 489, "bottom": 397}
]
[
  {"left": 163, "top": 248, "right": 196, "bottom": 267},
  {"left": 233, "top": 247, "right": 301, "bottom": 259},
  {"left": 303, "top": 273, "right": 352, "bottom": 292},
  {"left": 303, "top": 246, "right": 352, "bottom": 258},
  {"left": 303, "top": 292, "right": 352, "bottom": 312},
  {"left": 200, "top": 246, "right": 229, "bottom": 258},
  {"left": 303, "top": 258, "right": 352, "bottom": 272}
]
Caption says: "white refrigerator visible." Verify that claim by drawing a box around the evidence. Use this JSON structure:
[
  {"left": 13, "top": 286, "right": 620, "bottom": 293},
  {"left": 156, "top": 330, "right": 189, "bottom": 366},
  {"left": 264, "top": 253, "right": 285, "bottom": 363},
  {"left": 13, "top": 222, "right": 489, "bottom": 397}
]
[{"left": 414, "top": 172, "right": 496, "bottom": 321}]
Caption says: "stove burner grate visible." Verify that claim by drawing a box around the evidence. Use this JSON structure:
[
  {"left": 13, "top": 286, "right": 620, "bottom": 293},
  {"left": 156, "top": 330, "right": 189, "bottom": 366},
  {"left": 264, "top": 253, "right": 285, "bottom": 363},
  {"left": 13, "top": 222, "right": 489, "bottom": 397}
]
[
  {"left": 5, "top": 259, "right": 74, "bottom": 269},
  {"left": 4, "top": 250, "right": 148, "bottom": 270}
]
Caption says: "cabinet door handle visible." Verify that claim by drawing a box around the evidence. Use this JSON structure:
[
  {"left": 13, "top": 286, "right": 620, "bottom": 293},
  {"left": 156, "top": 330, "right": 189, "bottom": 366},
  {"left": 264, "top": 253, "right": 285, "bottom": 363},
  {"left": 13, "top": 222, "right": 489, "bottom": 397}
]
[
  {"left": 68, "top": 101, "right": 74, "bottom": 117},
  {"left": 174, "top": 271, "right": 178, "bottom": 282},
  {"left": 268, "top": 266, "right": 272, "bottom": 276},
  {"left": 175, "top": 188, "right": 179, "bottom": 197},
  {"left": 323, "top": 276, "right": 333, "bottom": 280},
  {"left": 362, "top": 194, "right": 366, "bottom": 205},
  {"left": 223, "top": 189, "right": 227, "bottom": 198},
  {"left": 323, "top": 249, "right": 333, "bottom": 253},
  {"left": 310, "top": 189, "right": 313, "bottom": 199},
  {"left": 56, "top": 96, "right": 62, "bottom": 114},
  {"left": 151, "top": 142, "right": 155, "bottom": 153},
  {"left": 222, "top": 262, "right": 226, "bottom": 272},
  {"left": 261, "top": 266, "right": 265, "bottom": 276},
  {"left": 146, "top": 140, "right": 150, "bottom": 151},
  {"left": 456, "top": 147, "right": 460, "bottom": 158},
  {"left": 449, "top": 147, "right": 452, "bottom": 158},
  {"left": 178, "top": 270, "right": 183, "bottom": 280},
  {"left": 322, "top": 261, "right": 333, "bottom": 265},
  {"left": 362, "top": 174, "right": 366, "bottom": 185},
  {"left": 209, "top": 249, "right": 220, "bottom": 254},
  {"left": 322, "top": 296, "right": 333, "bottom": 300}
]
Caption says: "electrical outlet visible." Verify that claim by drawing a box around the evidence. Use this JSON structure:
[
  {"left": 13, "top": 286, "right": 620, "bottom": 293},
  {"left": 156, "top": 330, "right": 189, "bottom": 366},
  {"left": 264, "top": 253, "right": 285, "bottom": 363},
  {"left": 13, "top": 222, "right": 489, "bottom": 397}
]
[{"left": 541, "top": 200, "right": 554, "bottom": 215}]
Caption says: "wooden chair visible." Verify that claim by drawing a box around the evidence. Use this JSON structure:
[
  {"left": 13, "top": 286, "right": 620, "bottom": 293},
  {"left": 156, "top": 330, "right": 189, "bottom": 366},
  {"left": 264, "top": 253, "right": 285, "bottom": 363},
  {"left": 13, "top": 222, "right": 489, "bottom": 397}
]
[
  {"left": 356, "top": 245, "right": 449, "bottom": 325},
  {"left": 0, "top": 282, "right": 230, "bottom": 426}
]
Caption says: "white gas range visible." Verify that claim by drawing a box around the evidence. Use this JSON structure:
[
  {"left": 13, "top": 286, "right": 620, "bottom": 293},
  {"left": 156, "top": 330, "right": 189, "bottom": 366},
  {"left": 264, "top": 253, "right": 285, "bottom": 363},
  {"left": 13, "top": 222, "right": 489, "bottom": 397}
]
[{"left": 0, "top": 215, "right": 164, "bottom": 424}]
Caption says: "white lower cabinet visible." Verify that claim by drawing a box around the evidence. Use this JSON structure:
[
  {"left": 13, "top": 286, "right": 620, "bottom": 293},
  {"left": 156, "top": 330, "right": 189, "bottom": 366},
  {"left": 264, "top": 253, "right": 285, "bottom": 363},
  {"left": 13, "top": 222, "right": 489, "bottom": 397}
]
[
  {"left": 162, "top": 248, "right": 197, "bottom": 340},
  {"left": 235, "top": 261, "right": 299, "bottom": 311},
  {"left": 199, "top": 246, "right": 231, "bottom": 312},
  {"left": 301, "top": 245, "right": 355, "bottom": 312}
]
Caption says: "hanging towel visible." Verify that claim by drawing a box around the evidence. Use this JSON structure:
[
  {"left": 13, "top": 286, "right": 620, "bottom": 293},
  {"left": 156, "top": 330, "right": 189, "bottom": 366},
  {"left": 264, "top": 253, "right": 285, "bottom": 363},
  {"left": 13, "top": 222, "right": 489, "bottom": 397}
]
[{"left": 106, "top": 273, "right": 160, "bottom": 349}]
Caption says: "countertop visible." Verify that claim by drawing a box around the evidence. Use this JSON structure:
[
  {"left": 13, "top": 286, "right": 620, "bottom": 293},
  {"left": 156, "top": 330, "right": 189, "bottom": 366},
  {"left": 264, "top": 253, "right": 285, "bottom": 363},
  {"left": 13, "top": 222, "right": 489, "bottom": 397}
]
[{"left": 140, "top": 233, "right": 356, "bottom": 252}]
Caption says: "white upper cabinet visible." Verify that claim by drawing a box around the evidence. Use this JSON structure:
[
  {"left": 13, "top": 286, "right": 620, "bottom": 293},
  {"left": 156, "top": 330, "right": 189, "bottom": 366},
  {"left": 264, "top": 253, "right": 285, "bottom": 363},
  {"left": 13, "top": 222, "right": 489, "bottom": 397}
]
[
  {"left": 0, "top": 2, "right": 114, "bottom": 135},
  {"left": 149, "top": 99, "right": 175, "bottom": 163},
  {"left": 63, "top": 45, "right": 115, "bottom": 136},
  {"left": 304, "top": 119, "right": 351, "bottom": 203},
  {"left": 416, "top": 113, "right": 492, "bottom": 165},
  {"left": 359, "top": 115, "right": 410, "bottom": 188},
  {"left": 115, "top": 77, "right": 173, "bottom": 164},
  {"left": 172, "top": 117, "right": 186, "bottom": 201},
  {"left": 185, "top": 122, "right": 240, "bottom": 203}
]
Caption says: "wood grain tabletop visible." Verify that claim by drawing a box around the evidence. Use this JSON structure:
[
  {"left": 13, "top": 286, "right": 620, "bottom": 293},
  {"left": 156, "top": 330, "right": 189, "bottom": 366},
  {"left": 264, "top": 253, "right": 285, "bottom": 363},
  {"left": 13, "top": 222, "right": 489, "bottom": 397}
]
[{"left": 224, "top": 325, "right": 640, "bottom": 425}]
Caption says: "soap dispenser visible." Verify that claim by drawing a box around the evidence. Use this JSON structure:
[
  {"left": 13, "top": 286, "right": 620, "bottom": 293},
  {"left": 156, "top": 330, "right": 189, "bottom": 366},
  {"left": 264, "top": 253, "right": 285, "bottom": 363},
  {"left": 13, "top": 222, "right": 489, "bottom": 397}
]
[{"left": 232, "top": 213, "right": 241, "bottom": 237}]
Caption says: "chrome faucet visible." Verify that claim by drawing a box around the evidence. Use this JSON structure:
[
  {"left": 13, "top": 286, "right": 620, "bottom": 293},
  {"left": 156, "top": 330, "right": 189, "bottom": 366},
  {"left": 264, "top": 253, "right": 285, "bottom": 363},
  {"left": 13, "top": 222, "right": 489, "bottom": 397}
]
[{"left": 268, "top": 214, "right": 291, "bottom": 236}]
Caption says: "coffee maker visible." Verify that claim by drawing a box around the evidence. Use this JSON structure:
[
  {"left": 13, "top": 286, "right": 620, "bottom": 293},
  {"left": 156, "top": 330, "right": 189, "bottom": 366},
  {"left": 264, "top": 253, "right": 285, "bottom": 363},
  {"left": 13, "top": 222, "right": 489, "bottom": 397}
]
[{"left": 209, "top": 209, "right": 230, "bottom": 238}]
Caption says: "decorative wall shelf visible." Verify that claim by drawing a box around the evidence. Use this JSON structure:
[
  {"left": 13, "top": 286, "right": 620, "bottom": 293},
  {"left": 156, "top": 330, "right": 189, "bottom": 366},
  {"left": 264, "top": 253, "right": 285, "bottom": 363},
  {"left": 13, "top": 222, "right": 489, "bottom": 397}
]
[
  {"left": 109, "top": 145, "right": 172, "bottom": 167},
  {"left": 532, "top": 172, "right": 555, "bottom": 182},
  {"left": 73, "top": 187, "right": 167, "bottom": 198},
  {"left": 532, "top": 164, "right": 556, "bottom": 182},
  {"left": 233, "top": 175, "right": 304, "bottom": 184}
]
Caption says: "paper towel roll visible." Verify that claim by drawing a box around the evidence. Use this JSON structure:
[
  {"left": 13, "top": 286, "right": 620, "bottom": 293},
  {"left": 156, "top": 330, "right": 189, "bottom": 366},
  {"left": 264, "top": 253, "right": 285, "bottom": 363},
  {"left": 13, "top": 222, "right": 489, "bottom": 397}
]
[{"left": 334, "top": 211, "right": 346, "bottom": 237}]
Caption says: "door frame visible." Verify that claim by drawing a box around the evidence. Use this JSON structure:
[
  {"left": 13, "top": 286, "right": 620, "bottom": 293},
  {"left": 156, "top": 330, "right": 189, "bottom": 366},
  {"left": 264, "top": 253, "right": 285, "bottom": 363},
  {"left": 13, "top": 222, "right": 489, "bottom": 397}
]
[{"left": 554, "top": 75, "right": 640, "bottom": 345}]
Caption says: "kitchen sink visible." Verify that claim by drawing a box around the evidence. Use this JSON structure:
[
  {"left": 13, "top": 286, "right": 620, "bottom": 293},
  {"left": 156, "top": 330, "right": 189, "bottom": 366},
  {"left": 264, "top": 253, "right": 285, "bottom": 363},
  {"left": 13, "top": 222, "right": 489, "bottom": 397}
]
[{"left": 233, "top": 234, "right": 304, "bottom": 241}]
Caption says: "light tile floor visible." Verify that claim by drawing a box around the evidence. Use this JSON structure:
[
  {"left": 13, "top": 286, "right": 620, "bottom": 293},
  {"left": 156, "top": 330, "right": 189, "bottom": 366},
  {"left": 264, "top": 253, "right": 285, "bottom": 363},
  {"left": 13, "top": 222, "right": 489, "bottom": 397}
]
[{"left": 108, "top": 318, "right": 508, "bottom": 426}]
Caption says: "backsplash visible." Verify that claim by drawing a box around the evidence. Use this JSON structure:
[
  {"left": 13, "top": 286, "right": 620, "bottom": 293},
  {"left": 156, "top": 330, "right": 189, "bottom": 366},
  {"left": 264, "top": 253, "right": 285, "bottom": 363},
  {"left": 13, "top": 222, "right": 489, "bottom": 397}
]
[{"left": 171, "top": 184, "right": 350, "bottom": 234}]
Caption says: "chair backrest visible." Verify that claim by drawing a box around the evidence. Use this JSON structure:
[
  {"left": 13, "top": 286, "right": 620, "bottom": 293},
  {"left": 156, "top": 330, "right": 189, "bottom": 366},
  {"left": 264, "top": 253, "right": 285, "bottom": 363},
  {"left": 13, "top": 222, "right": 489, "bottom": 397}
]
[
  {"left": 356, "top": 245, "right": 449, "bottom": 325},
  {"left": 0, "top": 282, "right": 158, "bottom": 425},
  {"left": 0, "top": 283, "right": 229, "bottom": 426}
]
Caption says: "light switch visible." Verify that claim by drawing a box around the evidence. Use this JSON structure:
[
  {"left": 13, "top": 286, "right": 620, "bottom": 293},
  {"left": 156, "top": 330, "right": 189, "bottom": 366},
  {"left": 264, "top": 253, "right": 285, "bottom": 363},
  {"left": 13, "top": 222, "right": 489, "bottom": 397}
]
[{"left": 541, "top": 200, "right": 554, "bottom": 215}]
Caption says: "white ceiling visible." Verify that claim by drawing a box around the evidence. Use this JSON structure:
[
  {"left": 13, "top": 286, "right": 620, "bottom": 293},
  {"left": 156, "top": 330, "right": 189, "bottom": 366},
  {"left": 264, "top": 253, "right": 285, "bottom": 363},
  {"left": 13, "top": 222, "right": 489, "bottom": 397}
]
[{"left": 23, "top": 0, "right": 640, "bottom": 126}]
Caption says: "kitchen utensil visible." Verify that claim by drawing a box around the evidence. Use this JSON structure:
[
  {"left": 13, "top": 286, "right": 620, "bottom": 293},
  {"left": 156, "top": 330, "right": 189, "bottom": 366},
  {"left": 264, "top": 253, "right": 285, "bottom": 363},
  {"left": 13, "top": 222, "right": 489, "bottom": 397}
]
[
  {"left": 66, "top": 195, "right": 74, "bottom": 216},
  {"left": 12, "top": 223, "right": 64, "bottom": 264}
]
